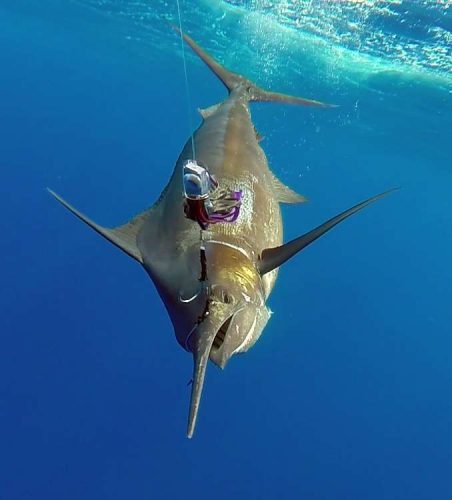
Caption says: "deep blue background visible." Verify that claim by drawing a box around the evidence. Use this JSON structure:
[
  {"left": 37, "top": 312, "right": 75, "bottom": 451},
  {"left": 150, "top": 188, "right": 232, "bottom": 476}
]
[{"left": 1, "top": 2, "right": 451, "bottom": 499}]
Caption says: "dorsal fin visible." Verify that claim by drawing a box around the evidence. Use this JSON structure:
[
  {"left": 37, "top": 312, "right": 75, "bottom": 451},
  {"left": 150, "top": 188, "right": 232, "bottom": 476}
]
[
  {"left": 253, "top": 125, "right": 264, "bottom": 142},
  {"left": 258, "top": 188, "right": 398, "bottom": 275},
  {"left": 272, "top": 174, "right": 307, "bottom": 204},
  {"left": 48, "top": 189, "right": 147, "bottom": 263},
  {"left": 198, "top": 104, "right": 221, "bottom": 119}
]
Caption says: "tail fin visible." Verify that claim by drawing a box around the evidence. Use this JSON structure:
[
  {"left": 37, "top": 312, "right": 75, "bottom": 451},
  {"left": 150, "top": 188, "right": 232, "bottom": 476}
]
[{"left": 174, "top": 28, "right": 334, "bottom": 108}]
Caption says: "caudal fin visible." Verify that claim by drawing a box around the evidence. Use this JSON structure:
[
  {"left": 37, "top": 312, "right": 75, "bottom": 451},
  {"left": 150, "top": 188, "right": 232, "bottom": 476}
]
[{"left": 174, "top": 27, "right": 334, "bottom": 108}]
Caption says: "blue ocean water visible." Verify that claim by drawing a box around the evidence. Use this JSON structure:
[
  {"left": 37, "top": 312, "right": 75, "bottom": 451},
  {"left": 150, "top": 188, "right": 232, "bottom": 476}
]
[{"left": 1, "top": 0, "right": 451, "bottom": 498}]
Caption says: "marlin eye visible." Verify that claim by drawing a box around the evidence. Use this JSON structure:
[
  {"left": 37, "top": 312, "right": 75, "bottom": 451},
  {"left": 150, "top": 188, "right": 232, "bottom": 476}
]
[{"left": 211, "top": 285, "right": 233, "bottom": 304}]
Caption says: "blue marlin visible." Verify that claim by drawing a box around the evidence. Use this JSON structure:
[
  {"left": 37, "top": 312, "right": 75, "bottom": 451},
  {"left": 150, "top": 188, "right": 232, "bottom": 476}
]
[{"left": 49, "top": 30, "right": 395, "bottom": 438}]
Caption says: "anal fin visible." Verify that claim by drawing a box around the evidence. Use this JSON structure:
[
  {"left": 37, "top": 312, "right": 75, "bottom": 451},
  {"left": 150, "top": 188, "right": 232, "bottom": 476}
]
[{"left": 272, "top": 174, "right": 307, "bottom": 204}]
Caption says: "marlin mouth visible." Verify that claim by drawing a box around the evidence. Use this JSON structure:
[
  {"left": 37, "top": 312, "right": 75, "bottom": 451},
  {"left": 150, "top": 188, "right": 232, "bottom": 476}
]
[{"left": 212, "top": 315, "right": 233, "bottom": 351}]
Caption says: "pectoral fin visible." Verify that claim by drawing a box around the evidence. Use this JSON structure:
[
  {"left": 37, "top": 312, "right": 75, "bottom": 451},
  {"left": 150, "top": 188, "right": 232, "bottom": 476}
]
[
  {"left": 258, "top": 188, "right": 398, "bottom": 275},
  {"left": 48, "top": 188, "right": 148, "bottom": 263}
]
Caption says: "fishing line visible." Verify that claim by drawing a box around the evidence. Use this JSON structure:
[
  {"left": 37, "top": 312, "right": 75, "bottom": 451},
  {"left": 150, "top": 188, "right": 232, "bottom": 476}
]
[{"left": 175, "top": 0, "right": 196, "bottom": 159}]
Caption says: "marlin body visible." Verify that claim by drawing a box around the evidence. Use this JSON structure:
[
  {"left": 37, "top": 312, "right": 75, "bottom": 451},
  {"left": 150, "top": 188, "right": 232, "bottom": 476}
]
[{"left": 50, "top": 31, "right": 395, "bottom": 438}]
